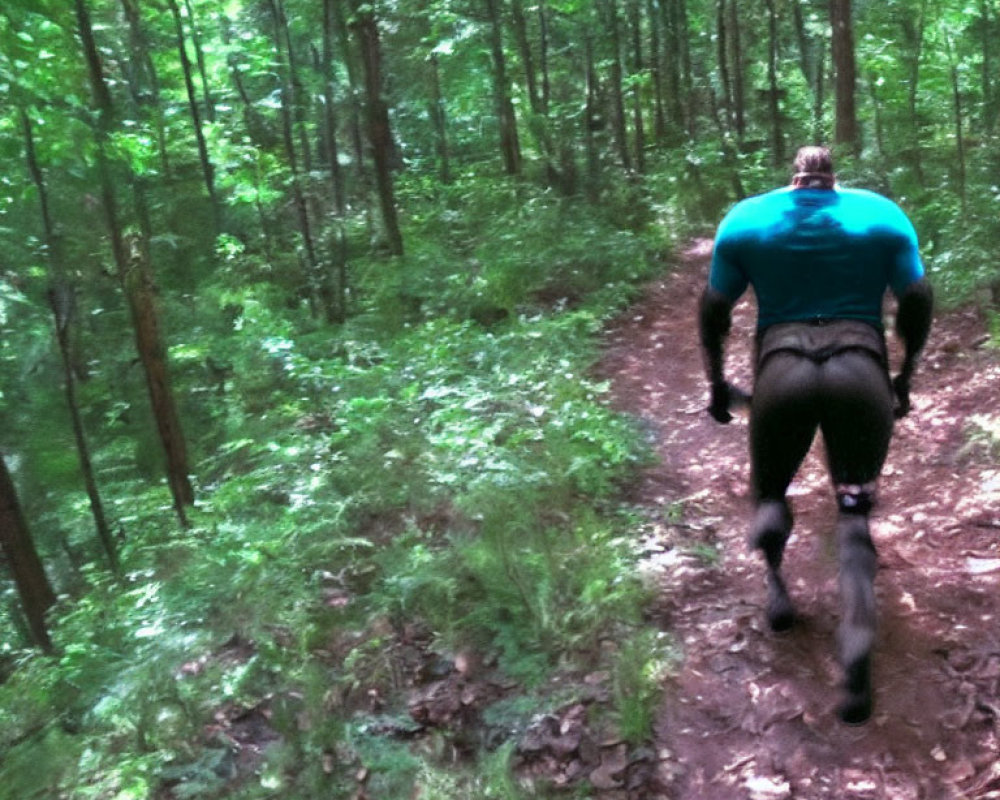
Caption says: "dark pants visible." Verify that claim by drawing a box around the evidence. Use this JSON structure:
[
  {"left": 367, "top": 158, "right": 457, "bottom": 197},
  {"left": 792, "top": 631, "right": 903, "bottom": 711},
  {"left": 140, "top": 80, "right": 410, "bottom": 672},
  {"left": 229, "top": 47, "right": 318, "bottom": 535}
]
[
  {"left": 748, "top": 330, "right": 894, "bottom": 722},
  {"left": 750, "top": 347, "right": 894, "bottom": 501}
]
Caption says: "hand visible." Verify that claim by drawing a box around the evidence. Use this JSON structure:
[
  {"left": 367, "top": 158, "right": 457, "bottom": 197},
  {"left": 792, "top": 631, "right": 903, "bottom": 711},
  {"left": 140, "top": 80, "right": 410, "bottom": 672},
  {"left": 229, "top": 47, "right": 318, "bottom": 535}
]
[
  {"left": 708, "top": 381, "right": 751, "bottom": 424},
  {"left": 892, "top": 374, "right": 911, "bottom": 419}
]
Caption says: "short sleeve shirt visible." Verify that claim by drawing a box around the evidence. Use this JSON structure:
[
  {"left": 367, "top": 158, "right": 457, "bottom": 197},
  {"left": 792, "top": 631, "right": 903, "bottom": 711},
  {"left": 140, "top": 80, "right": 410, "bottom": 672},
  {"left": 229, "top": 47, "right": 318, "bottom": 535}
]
[{"left": 709, "top": 187, "right": 925, "bottom": 330}]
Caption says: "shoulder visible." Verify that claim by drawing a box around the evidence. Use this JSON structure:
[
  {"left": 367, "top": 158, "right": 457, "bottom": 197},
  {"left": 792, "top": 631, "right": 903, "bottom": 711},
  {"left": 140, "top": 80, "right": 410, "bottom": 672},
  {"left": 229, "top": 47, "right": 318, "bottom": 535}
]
[
  {"left": 718, "top": 188, "right": 792, "bottom": 232},
  {"left": 835, "top": 187, "right": 918, "bottom": 234}
]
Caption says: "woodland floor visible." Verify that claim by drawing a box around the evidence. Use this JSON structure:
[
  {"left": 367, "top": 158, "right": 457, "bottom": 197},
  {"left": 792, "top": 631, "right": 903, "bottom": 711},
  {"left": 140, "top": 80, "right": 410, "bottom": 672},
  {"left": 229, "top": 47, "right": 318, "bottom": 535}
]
[{"left": 597, "top": 238, "right": 1000, "bottom": 799}]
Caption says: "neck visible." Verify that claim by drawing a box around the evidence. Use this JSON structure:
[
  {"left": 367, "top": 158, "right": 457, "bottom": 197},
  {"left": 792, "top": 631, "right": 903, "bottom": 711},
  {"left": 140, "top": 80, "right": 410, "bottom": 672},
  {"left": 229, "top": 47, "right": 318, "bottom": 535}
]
[{"left": 792, "top": 172, "right": 836, "bottom": 190}]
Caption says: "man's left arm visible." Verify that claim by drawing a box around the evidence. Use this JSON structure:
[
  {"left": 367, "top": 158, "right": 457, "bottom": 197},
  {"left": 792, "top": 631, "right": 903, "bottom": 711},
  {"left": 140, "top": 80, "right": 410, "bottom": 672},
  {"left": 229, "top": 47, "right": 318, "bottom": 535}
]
[{"left": 892, "top": 278, "right": 933, "bottom": 418}]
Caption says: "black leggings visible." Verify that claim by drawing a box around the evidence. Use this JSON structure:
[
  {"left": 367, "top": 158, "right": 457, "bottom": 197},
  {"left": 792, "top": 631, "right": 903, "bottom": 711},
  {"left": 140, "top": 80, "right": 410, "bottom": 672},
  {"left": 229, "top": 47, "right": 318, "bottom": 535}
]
[{"left": 750, "top": 349, "right": 895, "bottom": 502}]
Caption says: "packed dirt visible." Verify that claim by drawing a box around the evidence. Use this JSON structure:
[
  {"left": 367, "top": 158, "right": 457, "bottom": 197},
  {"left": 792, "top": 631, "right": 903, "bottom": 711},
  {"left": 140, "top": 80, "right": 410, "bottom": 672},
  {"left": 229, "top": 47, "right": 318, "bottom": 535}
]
[{"left": 598, "top": 238, "right": 1000, "bottom": 799}]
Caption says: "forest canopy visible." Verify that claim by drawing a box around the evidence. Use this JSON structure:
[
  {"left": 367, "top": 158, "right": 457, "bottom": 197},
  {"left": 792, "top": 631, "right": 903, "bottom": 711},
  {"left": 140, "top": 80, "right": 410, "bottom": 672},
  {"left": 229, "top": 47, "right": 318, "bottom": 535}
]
[{"left": 1, "top": 0, "right": 999, "bottom": 797}]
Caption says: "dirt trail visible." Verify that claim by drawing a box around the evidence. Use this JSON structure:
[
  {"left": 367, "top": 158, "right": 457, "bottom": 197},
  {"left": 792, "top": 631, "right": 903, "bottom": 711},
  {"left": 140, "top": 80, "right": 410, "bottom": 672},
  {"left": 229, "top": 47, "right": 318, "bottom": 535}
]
[{"left": 598, "top": 239, "right": 1000, "bottom": 799}]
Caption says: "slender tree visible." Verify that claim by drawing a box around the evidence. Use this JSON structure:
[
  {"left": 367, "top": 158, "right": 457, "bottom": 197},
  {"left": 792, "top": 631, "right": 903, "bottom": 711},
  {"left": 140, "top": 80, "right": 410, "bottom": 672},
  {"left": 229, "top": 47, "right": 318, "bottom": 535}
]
[
  {"left": 351, "top": 3, "right": 405, "bottom": 254},
  {"left": 75, "top": 0, "right": 195, "bottom": 524},
  {"left": 21, "top": 110, "right": 119, "bottom": 574},
  {"left": 484, "top": 0, "right": 522, "bottom": 176},
  {"left": 829, "top": 0, "right": 859, "bottom": 155},
  {"left": 765, "top": 0, "right": 784, "bottom": 164},
  {"left": 166, "top": 0, "right": 220, "bottom": 226},
  {"left": 601, "top": 0, "right": 632, "bottom": 171}
]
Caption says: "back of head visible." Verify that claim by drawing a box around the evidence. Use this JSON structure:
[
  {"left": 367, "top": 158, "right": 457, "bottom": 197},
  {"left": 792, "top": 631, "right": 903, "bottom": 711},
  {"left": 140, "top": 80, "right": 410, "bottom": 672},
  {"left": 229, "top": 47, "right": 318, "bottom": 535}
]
[{"left": 792, "top": 146, "right": 835, "bottom": 189}]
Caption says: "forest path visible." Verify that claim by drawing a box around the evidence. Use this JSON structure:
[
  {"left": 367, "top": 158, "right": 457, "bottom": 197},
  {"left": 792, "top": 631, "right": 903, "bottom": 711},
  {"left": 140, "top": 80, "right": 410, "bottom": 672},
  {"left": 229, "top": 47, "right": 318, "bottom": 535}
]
[{"left": 597, "top": 239, "right": 1000, "bottom": 799}]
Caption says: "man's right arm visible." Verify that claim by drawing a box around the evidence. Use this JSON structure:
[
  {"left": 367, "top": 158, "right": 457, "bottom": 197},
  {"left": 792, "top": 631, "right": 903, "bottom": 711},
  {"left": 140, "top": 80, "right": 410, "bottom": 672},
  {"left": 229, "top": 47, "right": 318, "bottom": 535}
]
[{"left": 699, "top": 288, "right": 740, "bottom": 423}]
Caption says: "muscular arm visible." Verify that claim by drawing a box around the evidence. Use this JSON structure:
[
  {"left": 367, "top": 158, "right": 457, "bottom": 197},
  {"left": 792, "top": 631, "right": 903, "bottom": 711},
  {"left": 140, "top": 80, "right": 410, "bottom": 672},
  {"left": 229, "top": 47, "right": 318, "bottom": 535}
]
[
  {"left": 699, "top": 287, "right": 733, "bottom": 386},
  {"left": 699, "top": 288, "right": 746, "bottom": 423},
  {"left": 892, "top": 278, "right": 933, "bottom": 417}
]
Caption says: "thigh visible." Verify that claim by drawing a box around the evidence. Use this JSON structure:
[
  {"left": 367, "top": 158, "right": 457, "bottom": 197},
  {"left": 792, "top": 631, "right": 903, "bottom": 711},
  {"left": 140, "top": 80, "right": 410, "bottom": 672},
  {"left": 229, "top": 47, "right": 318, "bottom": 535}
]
[
  {"left": 750, "top": 353, "right": 822, "bottom": 502},
  {"left": 818, "top": 351, "right": 895, "bottom": 486}
]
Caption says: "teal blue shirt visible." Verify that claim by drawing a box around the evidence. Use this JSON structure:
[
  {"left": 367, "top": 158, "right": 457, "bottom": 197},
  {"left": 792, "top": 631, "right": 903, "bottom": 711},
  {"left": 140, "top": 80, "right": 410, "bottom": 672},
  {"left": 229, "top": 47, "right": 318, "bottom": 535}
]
[{"left": 709, "top": 186, "right": 925, "bottom": 329}]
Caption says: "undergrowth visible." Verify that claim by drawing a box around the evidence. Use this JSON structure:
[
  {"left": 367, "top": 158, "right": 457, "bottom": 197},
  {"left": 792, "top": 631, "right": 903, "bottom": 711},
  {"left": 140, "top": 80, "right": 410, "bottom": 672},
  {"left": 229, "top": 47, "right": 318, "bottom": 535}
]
[{"left": 0, "top": 179, "right": 672, "bottom": 799}]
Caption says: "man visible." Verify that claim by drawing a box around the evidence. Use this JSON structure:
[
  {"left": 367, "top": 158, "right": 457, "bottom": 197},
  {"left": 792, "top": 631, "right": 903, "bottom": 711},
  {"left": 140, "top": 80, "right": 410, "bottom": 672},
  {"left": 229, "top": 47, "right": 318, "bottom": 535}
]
[{"left": 698, "top": 146, "right": 933, "bottom": 724}]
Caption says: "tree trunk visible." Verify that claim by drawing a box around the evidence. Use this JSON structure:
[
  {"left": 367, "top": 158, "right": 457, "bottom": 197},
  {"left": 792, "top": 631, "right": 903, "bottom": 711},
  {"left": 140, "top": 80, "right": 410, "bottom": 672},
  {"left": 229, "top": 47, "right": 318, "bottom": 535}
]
[
  {"left": 676, "top": 0, "right": 695, "bottom": 137},
  {"left": 949, "top": 51, "right": 968, "bottom": 214},
  {"left": 428, "top": 53, "right": 453, "bottom": 186},
  {"left": 728, "top": 0, "right": 745, "bottom": 141},
  {"left": 602, "top": 0, "right": 632, "bottom": 171},
  {"left": 867, "top": 72, "right": 887, "bottom": 165},
  {"left": 485, "top": 0, "right": 522, "bottom": 176},
  {"left": 0, "top": 454, "right": 57, "bottom": 652},
  {"left": 793, "top": 0, "right": 824, "bottom": 142},
  {"left": 118, "top": 0, "right": 169, "bottom": 174},
  {"left": 166, "top": 0, "right": 219, "bottom": 226},
  {"left": 829, "top": 0, "right": 859, "bottom": 155},
  {"left": 49, "top": 285, "right": 120, "bottom": 574},
  {"left": 584, "top": 34, "right": 601, "bottom": 201},
  {"left": 715, "top": 0, "right": 733, "bottom": 133},
  {"left": 628, "top": 0, "right": 646, "bottom": 173},
  {"left": 511, "top": 0, "right": 541, "bottom": 114},
  {"left": 539, "top": 1, "right": 551, "bottom": 114},
  {"left": 21, "top": 109, "right": 118, "bottom": 574},
  {"left": 647, "top": 0, "right": 667, "bottom": 142},
  {"left": 765, "top": 0, "right": 784, "bottom": 164},
  {"left": 898, "top": 1, "right": 927, "bottom": 183},
  {"left": 122, "top": 234, "right": 194, "bottom": 523},
  {"left": 982, "top": 0, "right": 997, "bottom": 134},
  {"left": 269, "top": 0, "right": 325, "bottom": 317},
  {"left": 352, "top": 7, "right": 405, "bottom": 255},
  {"left": 182, "top": 0, "right": 215, "bottom": 122},
  {"left": 321, "top": 0, "right": 347, "bottom": 216},
  {"left": 76, "top": 0, "right": 195, "bottom": 525}
]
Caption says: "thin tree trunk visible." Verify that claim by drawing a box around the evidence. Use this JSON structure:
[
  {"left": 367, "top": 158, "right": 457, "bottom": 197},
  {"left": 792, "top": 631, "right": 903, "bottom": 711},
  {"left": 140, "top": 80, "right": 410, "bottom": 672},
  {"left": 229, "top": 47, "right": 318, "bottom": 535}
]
[
  {"left": 602, "top": 0, "right": 632, "bottom": 171},
  {"left": 269, "top": 0, "right": 324, "bottom": 317},
  {"left": 321, "top": 0, "right": 346, "bottom": 216},
  {"left": 118, "top": 0, "right": 170, "bottom": 174},
  {"left": 677, "top": 0, "right": 695, "bottom": 137},
  {"left": 584, "top": 34, "right": 601, "bottom": 201},
  {"left": 166, "top": 0, "right": 219, "bottom": 226},
  {"left": 0, "top": 455, "right": 56, "bottom": 652},
  {"left": 628, "top": 0, "right": 646, "bottom": 173},
  {"left": 76, "top": 0, "right": 195, "bottom": 525},
  {"left": 48, "top": 285, "right": 120, "bottom": 573},
  {"left": 332, "top": 1, "right": 368, "bottom": 207},
  {"left": 182, "top": 0, "right": 215, "bottom": 122},
  {"left": 829, "top": 0, "right": 859, "bottom": 155},
  {"left": 867, "top": 72, "right": 887, "bottom": 164},
  {"left": 715, "top": 0, "right": 733, "bottom": 133},
  {"left": 898, "top": 0, "right": 927, "bottom": 183},
  {"left": 982, "top": 0, "right": 997, "bottom": 134},
  {"left": 793, "top": 0, "right": 824, "bottom": 142},
  {"left": 647, "top": 0, "right": 667, "bottom": 142},
  {"left": 352, "top": 8, "right": 405, "bottom": 255},
  {"left": 511, "top": 0, "right": 541, "bottom": 114},
  {"left": 22, "top": 110, "right": 118, "bottom": 574},
  {"left": 485, "top": 0, "right": 522, "bottom": 176},
  {"left": 765, "top": 0, "right": 784, "bottom": 164},
  {"left": 121, "top": 234, "right": 194, "bottom": 523},
  {"left": 949, "top": 47, "right": 968, "bottom": 213},
  {"left": 728, "top": 0, "right": 745, "bottom": 141},
  {"left": 539, "top": 1, "right": 551, "bottom": 113},
  {"left": 428, "top": 53, "right": 452, "bottom": 185}
]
